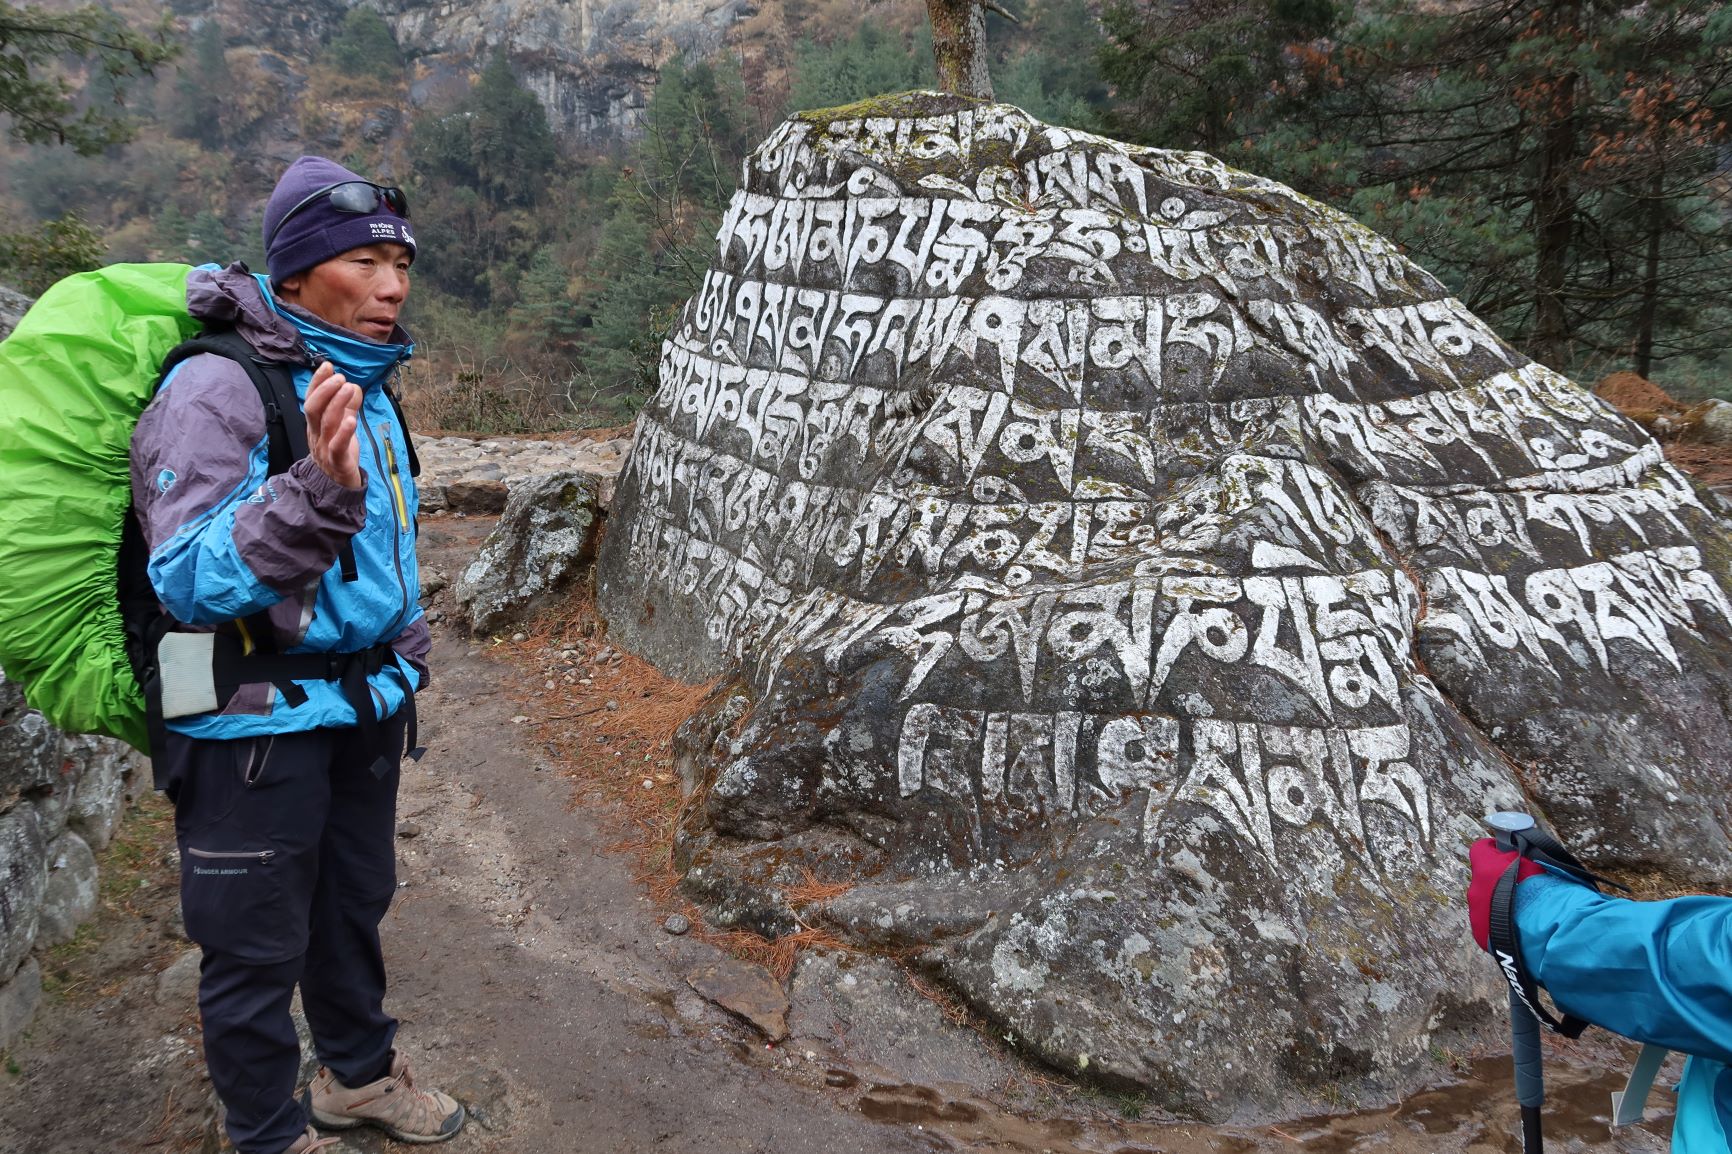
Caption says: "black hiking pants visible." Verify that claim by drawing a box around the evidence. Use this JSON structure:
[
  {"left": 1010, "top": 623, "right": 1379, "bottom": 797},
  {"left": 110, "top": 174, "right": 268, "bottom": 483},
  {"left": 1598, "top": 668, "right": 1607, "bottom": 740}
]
[{"left": 160, "top": 716, "right": 406, "bottom": 1154}]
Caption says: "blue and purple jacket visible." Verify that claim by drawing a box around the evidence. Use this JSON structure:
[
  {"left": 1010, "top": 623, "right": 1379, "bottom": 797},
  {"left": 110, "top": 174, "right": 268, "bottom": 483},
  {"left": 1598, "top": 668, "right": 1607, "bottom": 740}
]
[
  {"left": 1517, "top": 874, "right": 1732, "bottom": 1151},
  {"left": 129, "top": 264, "right": 428, "bottom": 741}
]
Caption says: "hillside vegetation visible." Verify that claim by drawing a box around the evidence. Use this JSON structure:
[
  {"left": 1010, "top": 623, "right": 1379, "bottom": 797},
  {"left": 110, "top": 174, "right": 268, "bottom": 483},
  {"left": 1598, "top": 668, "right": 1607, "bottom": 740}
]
[{"left": 1, "top": 0, "right": 1729, "bottom": 428}]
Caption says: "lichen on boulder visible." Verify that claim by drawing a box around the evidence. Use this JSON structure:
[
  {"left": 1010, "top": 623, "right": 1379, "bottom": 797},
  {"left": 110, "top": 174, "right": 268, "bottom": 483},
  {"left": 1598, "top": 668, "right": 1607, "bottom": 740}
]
[
  {"left": 598, "top": 91, "right": 1732, "bottom": 1119},
  {"left": 456, "top": 472, "right": 602, "bottom": 635}
]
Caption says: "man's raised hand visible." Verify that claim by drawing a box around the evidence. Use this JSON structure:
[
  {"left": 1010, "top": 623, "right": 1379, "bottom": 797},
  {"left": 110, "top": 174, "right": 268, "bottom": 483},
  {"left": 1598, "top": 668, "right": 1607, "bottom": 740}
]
[{"left": 304, "top": 361, "right": 364, "bottom": 490}]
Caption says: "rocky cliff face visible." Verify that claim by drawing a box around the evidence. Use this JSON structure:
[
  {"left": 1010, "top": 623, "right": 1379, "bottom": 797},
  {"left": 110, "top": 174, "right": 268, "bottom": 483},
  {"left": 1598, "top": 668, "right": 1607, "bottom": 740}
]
[
  {"left": 597, "top": 92, "right": 1732, "bottom": 1121},
  {"left": 389, "top": 0, "right": 751, "bottom": 142},
  {"left": 187, "top": 0, "right": 752, "bottom": 148}
]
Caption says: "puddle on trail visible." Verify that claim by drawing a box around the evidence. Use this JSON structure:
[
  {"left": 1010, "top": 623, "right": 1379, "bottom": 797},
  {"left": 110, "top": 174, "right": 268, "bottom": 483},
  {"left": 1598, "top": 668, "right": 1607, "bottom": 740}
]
[{"left": 849, "top": 1054, "right": 1676, "bottom": 1153}]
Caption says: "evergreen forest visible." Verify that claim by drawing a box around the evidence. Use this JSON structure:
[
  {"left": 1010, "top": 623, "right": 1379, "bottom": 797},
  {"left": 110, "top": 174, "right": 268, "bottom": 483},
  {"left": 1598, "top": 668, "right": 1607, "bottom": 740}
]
[{"left": 2, "top": 0, "right": 1730, "bottom": 429}]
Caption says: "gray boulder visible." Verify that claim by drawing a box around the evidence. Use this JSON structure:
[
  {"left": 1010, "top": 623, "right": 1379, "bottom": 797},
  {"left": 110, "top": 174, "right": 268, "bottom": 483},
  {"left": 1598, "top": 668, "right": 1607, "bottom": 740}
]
[
  {"left": 600, "top": 93, "right": 1732, "bottom": 1120},
  {"left": 1694, "top": 398, "right": 1732, "bottom": 447},
  {"left": 455, "top": 472, "right": 602, "bottom": 634},
  {"left": 0, "top": 708, "right": 58, "bottom": 818},
  {"left": 156, "top": 947, "right": 202, "bottom": 1008},
  {"left": 63, "top": 734, "right": 139, "bottom": 851},
  {"left": 0, "top": 806, "right": 47, "bottom": 978},
  {"left": 35, "top": 831, "right": 98, "bottom": 948},
  {"left": 0, "top": 284, "right": 28, "bottom": 342},
  {"left": 0, "top": 957, "right": 41, "bottom": 1051}
]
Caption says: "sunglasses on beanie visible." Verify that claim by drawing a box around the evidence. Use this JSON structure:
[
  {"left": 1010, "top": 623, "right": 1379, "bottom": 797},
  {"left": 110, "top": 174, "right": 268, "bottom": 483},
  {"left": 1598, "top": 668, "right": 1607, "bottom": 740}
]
[{"left": 266, "top": 181, "right": 411, "bottom": 250}]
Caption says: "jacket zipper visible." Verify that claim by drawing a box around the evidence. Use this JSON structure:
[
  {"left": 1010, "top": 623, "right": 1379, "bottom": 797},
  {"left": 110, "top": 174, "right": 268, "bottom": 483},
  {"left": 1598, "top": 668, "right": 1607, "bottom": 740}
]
[
  {"left": 382, "top": 428, "right": 410, "bottom": 529},
  {"left": 243, "top": 736, "right": 275, "bottom": 788},
  {"left": 187, "top": 847, "right": 275, "bottom": 863},
  {"left": 361, "top": 414, "right": 411, "bottom": 634}
]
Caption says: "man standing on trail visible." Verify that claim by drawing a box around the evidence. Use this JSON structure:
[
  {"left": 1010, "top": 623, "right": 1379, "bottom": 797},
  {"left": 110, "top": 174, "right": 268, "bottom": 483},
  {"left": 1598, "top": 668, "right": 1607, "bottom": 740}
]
[{"left": 130, "top": 156, "right": 464, "bottom": 1154}]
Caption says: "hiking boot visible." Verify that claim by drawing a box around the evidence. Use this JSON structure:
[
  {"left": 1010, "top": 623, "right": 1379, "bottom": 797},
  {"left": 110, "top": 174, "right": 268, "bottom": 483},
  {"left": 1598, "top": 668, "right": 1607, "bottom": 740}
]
[
  {"left": 283, "top": 1126, "right": 342, "bottom": 1154},
  {"left": 305, "top": 1051, "right": 464, "bottom": 1144}
]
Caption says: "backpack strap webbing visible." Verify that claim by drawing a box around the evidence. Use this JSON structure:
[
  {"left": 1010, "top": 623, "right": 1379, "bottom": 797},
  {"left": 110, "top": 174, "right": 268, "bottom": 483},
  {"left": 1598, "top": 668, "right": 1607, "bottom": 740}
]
[{"left": 383, "top": 383, "right": 420, "bottom": 477}]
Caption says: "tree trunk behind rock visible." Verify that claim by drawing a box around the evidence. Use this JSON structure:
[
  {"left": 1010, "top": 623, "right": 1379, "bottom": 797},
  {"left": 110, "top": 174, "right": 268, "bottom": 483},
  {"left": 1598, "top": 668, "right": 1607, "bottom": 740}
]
[{"left": 927, "top": 0, "right": 993, "bottom": 100}]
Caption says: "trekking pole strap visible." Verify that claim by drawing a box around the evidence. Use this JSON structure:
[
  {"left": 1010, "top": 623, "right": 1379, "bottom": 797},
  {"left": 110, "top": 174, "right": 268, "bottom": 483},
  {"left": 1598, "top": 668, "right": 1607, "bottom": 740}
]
[{"left": 1488, "top": 826, "right": 1605, "bottom": 1039}]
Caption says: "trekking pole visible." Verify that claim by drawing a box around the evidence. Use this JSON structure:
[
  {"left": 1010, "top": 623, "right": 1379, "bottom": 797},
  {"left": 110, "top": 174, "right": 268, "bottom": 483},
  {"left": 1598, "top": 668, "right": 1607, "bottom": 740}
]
[{"left": 1488, "top": 811, "right": 1545, "bottom": 1154}]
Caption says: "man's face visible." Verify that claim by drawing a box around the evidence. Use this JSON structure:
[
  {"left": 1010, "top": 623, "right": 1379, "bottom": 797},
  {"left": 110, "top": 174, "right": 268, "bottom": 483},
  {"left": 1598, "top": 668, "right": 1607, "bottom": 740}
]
[{"left": 277, "top": 243, "right": 412, "bottom": 342}]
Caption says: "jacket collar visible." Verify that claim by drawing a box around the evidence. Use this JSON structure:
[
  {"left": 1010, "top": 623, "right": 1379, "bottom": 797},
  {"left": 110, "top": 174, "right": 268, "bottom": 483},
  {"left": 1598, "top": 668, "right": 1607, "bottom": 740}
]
[
  {"left": 186, "top": 262, "right": 304, "bottom": 364},
  {"left": 265, "top": 282, "right": 414, "bottom": 391},
  {"left": 183, "top": 263, "right": 414, "bottom": 390}
]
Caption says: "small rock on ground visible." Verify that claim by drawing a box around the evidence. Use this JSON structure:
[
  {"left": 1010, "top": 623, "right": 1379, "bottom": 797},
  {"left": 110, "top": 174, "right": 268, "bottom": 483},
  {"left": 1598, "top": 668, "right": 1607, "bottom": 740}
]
[
  {"left": 155, "top": 948, "right": 202, "bottom": 1008},
  {"left": 686, "top": 958, "right": 789, "bottom": 1043}
]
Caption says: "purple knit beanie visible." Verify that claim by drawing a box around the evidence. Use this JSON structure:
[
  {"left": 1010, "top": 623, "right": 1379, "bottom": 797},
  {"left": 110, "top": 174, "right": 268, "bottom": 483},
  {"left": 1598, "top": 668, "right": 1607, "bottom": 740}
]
[{"left": 262, "top": 156, "right": 416, "bottom": 284}]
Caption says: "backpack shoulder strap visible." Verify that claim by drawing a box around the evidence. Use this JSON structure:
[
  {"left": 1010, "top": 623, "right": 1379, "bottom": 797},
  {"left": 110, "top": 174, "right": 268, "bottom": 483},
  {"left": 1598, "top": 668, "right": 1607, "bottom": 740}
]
[
  {"left": 155, "top": 328, "right": 358, "bottom": 582},
  {"left": 157, "top": 328, "right": 307, "bottom": 477},
  {"left": 383, "top": 380, "right": 420, "bottom": 477}
]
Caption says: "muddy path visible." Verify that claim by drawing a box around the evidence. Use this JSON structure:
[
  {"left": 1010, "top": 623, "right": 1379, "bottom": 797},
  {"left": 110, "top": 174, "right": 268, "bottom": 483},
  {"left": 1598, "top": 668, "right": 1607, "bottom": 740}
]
[{"left": 0, "top": 514, "right": 1680, "bottom": 1154}]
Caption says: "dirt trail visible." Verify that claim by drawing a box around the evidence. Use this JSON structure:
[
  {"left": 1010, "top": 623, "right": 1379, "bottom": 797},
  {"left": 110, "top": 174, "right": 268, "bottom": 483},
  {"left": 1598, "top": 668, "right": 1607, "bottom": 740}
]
[{"left": 0, "top": 515, "right": 1680, "bottom": 1154}]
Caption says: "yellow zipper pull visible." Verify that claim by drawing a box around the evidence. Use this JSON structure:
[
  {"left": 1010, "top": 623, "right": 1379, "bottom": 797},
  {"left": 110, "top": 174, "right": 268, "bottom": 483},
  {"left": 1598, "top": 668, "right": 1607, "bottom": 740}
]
[{"left": 381, "top": 424, "right": 409, "bottom": 529}]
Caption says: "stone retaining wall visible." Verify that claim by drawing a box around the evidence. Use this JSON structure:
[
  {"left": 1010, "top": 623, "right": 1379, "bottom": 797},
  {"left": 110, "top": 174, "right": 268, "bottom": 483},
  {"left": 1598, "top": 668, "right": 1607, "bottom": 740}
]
[{"left": 0, "top": 671, "right": 142, "bottom": 1050}]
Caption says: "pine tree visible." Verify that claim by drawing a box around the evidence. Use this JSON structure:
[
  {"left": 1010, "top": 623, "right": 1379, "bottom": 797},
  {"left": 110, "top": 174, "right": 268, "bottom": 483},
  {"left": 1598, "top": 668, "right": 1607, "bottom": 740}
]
[
  {"left": 580, "top": 57, "right": 756, "bottom": 400},
  {"left": 324, "top": 8, "right": 403, "bottom": 81},
  {"left": 788, "top": 23, "right": 935, "bottom": 111},
  {"left": 185, "top": 207, "right": 231, "bottom": 267},
  {"left": 168, "top": 19, "right": 230, "bottom": 148},
  {"left": 408, "top": 50, "right": 558, "bottom": 307},
  {"left": 1100, "top": 0, "right": 1339, "bottom": 156},
  {"left": 1338, "top": 0, "right": 1732, "bottom": 371},
  {"left": 992, "top": 0, "right": 1111, "bottom": 127},
  {"left": 469, "top": 52, "right": 556, "bottom": 209},
  {"left": 1100, "top": 0, "right": 1732, "bottom": 378}
]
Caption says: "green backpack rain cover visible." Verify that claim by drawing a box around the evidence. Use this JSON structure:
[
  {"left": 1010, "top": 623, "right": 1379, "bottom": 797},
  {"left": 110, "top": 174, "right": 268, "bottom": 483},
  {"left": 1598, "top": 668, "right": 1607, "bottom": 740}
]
[{"left": 0, "top": 263, "right": 198, "bottom": 752}]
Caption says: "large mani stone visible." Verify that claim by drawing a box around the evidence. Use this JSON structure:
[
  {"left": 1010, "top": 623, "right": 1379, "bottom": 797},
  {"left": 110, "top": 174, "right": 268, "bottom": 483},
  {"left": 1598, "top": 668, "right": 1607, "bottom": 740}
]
[
  {"left": 455, "top": 472, "right": 601, "bottom": 634},
  {"left": 597, "top": 92, "right": 1732, "bottom": 1120}
]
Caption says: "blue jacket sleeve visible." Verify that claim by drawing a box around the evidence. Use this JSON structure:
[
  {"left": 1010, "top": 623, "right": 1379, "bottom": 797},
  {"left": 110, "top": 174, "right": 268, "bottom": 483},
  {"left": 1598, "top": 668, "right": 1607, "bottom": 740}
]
[
  {"left": 130, "top": 355, "right": 364, "bottom": 625},
  {"left": 1516, "top": 874, "right": 1732, "bottom": 1063}
]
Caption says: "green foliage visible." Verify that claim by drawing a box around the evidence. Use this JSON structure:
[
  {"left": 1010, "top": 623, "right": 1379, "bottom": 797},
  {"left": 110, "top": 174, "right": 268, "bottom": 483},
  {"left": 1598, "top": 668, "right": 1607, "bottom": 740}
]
[
  {"left": 470, "top": 53, "right": 557, "bottom": 208},
  {"left": 0, "top": 1, "right": 173, "bottom": 153},
  {"left": 788, "top": 23, "right": 934, "bottom": 111},
  {"left": 579, "top": 57, "right": 755, "bottom": 405},
  {"left": 410, "top": 54, "right": 555, "bottom": 210},
  {"left": 1333, "top": 0, "right": 1732, "bottom": 372},
  {"left": 1098, "top": 0, "right": 1732, "bottom": 378},
  {"left": 323, "top": 8, "right": 403, "bottom": 80},
  {"left": 408, "top": 52, "right": 556, "bottom": 308},
  {"left": 1100, "top": 0, "right": 1338, "bottom": 153},
  {"left": 147, "top": 205, "right": 232, "bottom": 266},
  {"left": 991, "top": 0, "right": 1110, "bottom": 126},
  {"left": 167, "top": 19, "right": 229, "bottom": 147},
  {"left": 508, "top": 245, "right": 583, "bottom": 358},
  {"left": 0, "top": 212, "right": 105, "bottom": 294}
]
